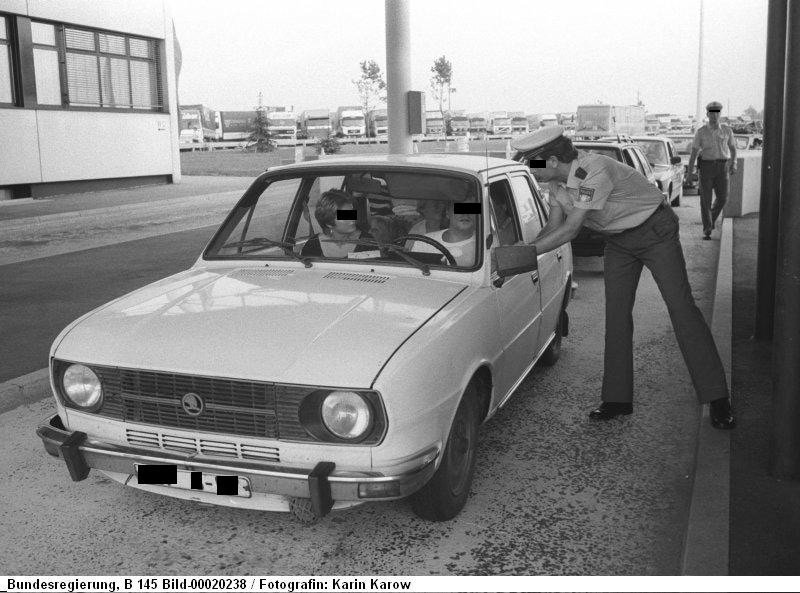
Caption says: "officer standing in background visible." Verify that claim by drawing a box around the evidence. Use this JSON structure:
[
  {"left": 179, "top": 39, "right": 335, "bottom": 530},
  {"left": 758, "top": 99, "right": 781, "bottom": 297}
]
[
  {"left": 511, "top": 126, "right": 734, "bottom": 429},
  {"left": 687, "top": 101, "right": 738, "bottom": 240}
]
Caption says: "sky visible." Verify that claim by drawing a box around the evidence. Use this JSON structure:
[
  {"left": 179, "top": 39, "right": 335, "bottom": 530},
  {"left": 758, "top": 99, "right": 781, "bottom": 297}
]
[{"left": 168, "top": 0, "right": 768, "bottom": 118}]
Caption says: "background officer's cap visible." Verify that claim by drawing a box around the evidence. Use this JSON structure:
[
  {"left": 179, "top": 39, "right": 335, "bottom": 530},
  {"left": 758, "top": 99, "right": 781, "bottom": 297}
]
[
  {"left": 706, "top": 101, "right": 723, "bottom": 112},
  {"left": 511, "top": 125, "right": 565, "bottom": 152}
]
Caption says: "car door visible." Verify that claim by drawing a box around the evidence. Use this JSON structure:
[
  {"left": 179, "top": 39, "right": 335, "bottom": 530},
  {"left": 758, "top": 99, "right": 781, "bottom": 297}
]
[
  {"left": 666, "top": 139, "right": 683, "bottom": 190},
  {"left": 488, "top": 175, "right": 543, "bottom": 399},
  {"left": 508, "top": 173, "right": 561, "bottom": 346}
]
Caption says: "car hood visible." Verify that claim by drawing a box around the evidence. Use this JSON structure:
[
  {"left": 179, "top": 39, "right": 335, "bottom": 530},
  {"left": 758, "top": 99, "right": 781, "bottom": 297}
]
[{"left": 55, "top": 267, "right": 468, "bottom": 387}]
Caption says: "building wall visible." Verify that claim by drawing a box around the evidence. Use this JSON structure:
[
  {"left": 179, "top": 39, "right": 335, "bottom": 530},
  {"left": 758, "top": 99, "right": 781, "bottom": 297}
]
[{"left": 0, "top": 0, "right": 180, "bottom": 193}]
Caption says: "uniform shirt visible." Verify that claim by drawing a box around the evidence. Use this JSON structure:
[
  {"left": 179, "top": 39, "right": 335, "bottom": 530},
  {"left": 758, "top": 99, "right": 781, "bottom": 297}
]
[
  {"left": 547, "top": 151, "right": 664, "bottom": 233},
  {"left": 692, "top": 124, "right": 735, "bottom": 160}
]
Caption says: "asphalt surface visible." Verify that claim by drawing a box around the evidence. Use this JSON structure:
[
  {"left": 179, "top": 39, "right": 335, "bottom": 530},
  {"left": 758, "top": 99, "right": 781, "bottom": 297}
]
[{"left": 0, "top": 176, "right": 732, "bottom": 575}]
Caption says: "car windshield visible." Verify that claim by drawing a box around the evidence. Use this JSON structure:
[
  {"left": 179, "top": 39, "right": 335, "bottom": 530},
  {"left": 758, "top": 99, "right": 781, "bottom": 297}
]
[
  {"left": 637, "top": 140, "right": 669, "bottom": 165},
  {"left": 575, "top": 146, "right": 620, "bottom": 160},
  {"left": 205, "top": 168, "right": 482, "bottom": 271},
  {"left": 669, "top": 137, "right": 695, "bottom": 154}
]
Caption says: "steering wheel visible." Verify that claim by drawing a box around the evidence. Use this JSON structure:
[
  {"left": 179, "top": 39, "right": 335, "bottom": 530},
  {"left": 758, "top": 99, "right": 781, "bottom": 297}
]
[{"left": 394, "top": 234, "right": 458, "bottom": 267}]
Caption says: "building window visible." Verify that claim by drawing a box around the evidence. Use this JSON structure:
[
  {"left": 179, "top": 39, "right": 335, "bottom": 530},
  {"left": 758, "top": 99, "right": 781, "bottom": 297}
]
[
  {"left": 0, "top": 15, "right": 15, "bottom": 104},
  {"left": 31, "top": 21, "right": 61, "bottom": 105},
  {"left": 63, "top": 26, "right": 161, "bottom": 111},
  {"left": 29, "top": 20, "right": 163, "bottom": 112}
]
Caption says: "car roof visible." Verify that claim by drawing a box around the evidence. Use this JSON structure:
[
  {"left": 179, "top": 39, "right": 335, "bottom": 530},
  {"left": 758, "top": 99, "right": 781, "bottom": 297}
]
[
  {"left": 265, "top": 153, "right": 524, "bottom": 176},
  {"left": 631, "top": 135, "right": 671, "bottom": 142},
  {"left": 573, "top": 141, "right": 627, "bottom": 149}
]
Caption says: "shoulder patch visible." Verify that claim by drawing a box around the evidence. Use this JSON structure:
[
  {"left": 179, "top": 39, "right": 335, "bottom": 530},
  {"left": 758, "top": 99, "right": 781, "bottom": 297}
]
[
  {"left": 575, "top": 167, "right": 587, "bottom": 180},
  {"left": 578, "top": 187, "right": 595, "bottom": 203}
]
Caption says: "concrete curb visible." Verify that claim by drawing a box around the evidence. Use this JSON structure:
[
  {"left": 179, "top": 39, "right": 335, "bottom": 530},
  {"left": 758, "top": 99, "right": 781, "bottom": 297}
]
[
  {"left": 681, "top": 218, "right": 733, "bottom": 575},
  {"left": 0, "top": 367, "right": 50, "bottom": 415}
]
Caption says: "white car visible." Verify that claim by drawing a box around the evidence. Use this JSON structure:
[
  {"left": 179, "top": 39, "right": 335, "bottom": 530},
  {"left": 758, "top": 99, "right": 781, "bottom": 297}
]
[
  {"left": 632, "top": 136, "right": 685, "bottom": 207},
  {"left": 37, "top": 154, "right": 573, "bottom": 522}
]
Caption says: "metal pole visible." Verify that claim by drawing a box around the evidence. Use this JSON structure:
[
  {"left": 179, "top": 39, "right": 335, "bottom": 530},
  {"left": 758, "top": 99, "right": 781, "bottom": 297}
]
[
  {"left": 695, "top": 0, "right": 705, "bottom": 123},
  {"left": 756, "top": 0, "right": 788, "bottom": 340},
  {"left": 385, "top": 0, "right": 412, "bottom": 154},
  {"left": 772, "top": 0, "right": 800, "bottom": 480}
]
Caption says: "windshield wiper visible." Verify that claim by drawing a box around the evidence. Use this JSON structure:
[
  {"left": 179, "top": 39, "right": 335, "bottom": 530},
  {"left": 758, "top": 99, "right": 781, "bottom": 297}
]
[{"left": 222, "top": 237, "right": 312, "bottom": 267}]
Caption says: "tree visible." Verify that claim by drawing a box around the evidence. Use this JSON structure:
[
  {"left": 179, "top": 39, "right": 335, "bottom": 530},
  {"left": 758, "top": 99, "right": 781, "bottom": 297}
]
[
  {"left": 743, "top": 105, "right": 761, "bottom": 120},
  {"left": 353, "top": 59, "right": 386, "bottom": 130},
  {"left": 430, "top": 55, "right": 453, "bottom": 136},
  {"left": 247, "top": 102, "right": 275, "bottom": 153}
]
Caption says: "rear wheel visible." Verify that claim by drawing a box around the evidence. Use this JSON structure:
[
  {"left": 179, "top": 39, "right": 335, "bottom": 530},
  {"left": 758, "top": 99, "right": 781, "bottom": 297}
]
[{"left": 410, "top": 382, "right": 480, "bottom": 521}]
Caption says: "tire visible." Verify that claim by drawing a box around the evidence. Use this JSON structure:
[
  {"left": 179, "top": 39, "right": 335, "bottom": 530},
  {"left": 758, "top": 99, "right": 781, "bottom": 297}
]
[
  {"left": 410, "top": 382, "right": 480, "bottom": 521},
  {"left": 540, "top": 309, "right": 565, "bottom": 366},
  {"left": 670, "top": 183, "right": 682, "bottom": 207}
]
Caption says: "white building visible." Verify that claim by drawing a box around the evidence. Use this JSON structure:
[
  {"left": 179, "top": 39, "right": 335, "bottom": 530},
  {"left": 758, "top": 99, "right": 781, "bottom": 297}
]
[{"left": 0, "top": 0, "right": 180, "bottom": 199}]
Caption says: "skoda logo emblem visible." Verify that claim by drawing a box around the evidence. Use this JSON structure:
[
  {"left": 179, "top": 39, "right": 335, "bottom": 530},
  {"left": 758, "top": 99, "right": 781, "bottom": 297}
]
[{"left": 181, "top": 392, "right": 204, "bottom": 417}]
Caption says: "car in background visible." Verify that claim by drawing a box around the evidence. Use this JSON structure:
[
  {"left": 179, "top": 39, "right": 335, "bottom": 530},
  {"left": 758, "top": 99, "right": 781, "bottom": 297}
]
[
  {"left": 665, "top": 134, "right": 698, "bottom": 192},
  {"left": 733, "top": 133, "right": 763, "bottom": 150},
  {"left": 36, "top": 154, "right": 573, "bottom": 524},
  {"left": 632, "top": 136, "right": 685, "bottom": 207}
]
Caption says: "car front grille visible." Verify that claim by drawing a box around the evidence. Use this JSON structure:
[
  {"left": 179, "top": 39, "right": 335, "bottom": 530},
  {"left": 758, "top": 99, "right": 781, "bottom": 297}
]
[
  {"left": 126, "top": 428, "right": 280, "bottom": 461},
  {"left": 93, "top": 367, "right": 313, "bottom": 441}
]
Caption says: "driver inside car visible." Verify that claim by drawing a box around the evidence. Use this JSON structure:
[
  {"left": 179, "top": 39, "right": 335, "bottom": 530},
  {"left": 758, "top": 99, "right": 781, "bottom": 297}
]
[
  {"left": 300, "top": 189, "right": 375, "bottom": 258},
  {"left": 411, "top": 201, "right": 476, "bottom": 267}
]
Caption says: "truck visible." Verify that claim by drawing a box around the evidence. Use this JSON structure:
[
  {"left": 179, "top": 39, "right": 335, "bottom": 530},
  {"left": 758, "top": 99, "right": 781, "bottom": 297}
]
[
  {"left": 367, "top": 108, "right": 388, "bottom": 137},
  {"left": 509, "top": 111, "right": 529, "bottom": 135},
  {"left": 217, "top": 110, "right": 257, "bottom": 141},
  {"left": 449, "top": 111, "right": 470, "bottom": 136},
  {"left": 335, "top": 106, "right": 366, "bottom": 138},
  {"left": 425, "top": 110, "right": 445, "bottom": 136},
  {"left": 489, "top": 111, "right": 512, "bottom": 136},
  {"left": 267, "top": 111, "right": 298, "bottom": 141},
  {"left": 299, "top": 109, "right": 332, "bottom": 139},
  {"left": 179, "top": 104, "right": 218, "bottom": 143},
  {"left": 468, "top": 113, "right": 487, "bottom": 136},
  {"left": 575, "top": 104, "right": 646, "bottom": 138}
]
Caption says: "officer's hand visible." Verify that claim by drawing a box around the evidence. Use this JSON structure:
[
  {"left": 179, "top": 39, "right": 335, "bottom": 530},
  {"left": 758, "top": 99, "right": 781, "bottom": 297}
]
[{"left": 729, "top": 163, "right": 738, "bottom": 175}]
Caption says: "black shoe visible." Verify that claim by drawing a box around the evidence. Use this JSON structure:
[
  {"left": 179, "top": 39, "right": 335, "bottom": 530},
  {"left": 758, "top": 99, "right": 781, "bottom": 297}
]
[
  {"left": 709, "top": 397, "right": 735, "bottom": 430},
  {"left": 589, "top": 402, "right": 633, "bottom": 421},
  {"left": 703, "top": 233, "right": 711, "bottom": 240}
]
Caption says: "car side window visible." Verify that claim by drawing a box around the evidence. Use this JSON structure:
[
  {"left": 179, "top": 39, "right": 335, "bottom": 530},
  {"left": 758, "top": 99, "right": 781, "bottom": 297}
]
[
  {"left": 508, "top": 175, "right": 544, "bottom": 243},
  {"left": 488, "top": 178, "right": 521, "bottom": 246},
  {"left": 634, "top": 149, "right": 654, "bottom": 177},
  {"left": 621, "top": 149, "right": 635, "bottom": 168},
  {"left": 667, "top": 141, "right": 676, "bottom": 159}
]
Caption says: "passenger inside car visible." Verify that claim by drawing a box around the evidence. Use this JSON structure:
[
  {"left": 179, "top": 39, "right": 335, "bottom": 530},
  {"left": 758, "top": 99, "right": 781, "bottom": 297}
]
[
  {"left": 409, "top": 199, "right": 449, "bottom": 236},
  {"left": 300, "top": 189, "right": 375, "bottom": 258}
]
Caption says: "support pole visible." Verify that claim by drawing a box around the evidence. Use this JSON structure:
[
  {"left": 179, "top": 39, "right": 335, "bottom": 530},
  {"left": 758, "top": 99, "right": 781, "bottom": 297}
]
[
  {"left": 772, "top": 0, "right": 800, "bottom": 480},
  {"left": 385, "top": 0, "right": 412, "bottom": 155},
  {"left": 755, "top": 0, "right": 788, "bottom": 340},
  {"left": 695, "top": 0, "right": 705, "bottom": 123}
]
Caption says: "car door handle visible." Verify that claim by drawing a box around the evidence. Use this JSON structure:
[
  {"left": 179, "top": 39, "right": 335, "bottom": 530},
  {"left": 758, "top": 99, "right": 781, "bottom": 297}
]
[
  {"left": 531, "top": 272, "right": 539, "bottom": 284},
  {"left": 556, "top": 251, "right": 562, "bottom": 261}
]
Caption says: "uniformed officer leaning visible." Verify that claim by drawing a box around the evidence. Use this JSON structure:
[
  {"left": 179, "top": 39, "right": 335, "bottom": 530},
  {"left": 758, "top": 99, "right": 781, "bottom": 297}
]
[
  {"left": 687, "top": 101, "right": 738, "bottom": 240},
  {"left": 512, "top": 126, "right": 734, "bottom": 429}
]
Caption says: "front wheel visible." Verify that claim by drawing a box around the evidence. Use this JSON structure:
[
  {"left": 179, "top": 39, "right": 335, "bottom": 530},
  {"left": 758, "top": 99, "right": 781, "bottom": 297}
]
[{"left": 410, "top": 383, "right": 480, "bottom": 521}]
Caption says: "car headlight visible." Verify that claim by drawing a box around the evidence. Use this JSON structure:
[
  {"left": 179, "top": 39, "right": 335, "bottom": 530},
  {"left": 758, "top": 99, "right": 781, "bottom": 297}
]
[
  {"left": 62, "top": 364, "right": 103, "bottom": 408},
  {"left": 321, "top": 391, "right": 372, "bottom": 440}
]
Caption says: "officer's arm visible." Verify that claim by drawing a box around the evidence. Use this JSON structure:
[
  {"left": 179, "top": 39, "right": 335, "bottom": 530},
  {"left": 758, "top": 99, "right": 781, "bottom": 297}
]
[
  {"left": 688, "top": 146, "right": 699, "bottom": 172},
  {"left": 727, "top": 132, "right": 738, "bottom": 172},
  {"left": 533, "top": 207, "right": 589, "bottom": 255},
  {"left": 534, "top": 198, "right": 565, "bottom": 242}
]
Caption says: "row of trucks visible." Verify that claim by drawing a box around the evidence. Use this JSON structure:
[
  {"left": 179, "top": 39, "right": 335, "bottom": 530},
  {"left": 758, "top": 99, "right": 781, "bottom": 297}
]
[
  {"left": 179, "top": 104, "right": 587, "bottom": 144},
  {"left": 574, "top": 104, "right": 646, "bottom": 138}
]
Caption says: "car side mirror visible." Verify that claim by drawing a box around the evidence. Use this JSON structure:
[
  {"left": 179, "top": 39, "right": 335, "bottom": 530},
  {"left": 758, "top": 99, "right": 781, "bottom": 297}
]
[
  {"left": 495, "top": 245, "right": 538, "bottom": 278},
  {"left": 671, "top": 156, "right": 683, "bottom": 165}
]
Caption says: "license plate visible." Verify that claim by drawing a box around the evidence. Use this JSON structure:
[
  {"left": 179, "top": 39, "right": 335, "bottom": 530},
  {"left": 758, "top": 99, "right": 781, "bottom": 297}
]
[{"left": 135, "top": 465, "right": 251, "bottom": 497}]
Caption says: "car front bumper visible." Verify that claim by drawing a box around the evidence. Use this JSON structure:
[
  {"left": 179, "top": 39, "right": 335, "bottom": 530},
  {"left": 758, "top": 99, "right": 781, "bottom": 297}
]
[{"left": 37, "top": 414, "right": 438, "bottom": 517}]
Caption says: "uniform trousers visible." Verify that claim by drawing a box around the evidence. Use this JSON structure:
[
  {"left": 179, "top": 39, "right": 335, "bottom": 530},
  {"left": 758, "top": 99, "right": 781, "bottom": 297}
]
[
  {"left": 698, "top": 159, "right": 730, "bottom": 235},
  {"left": 600, "top": 204, "right": 728, "bottom": 404}
]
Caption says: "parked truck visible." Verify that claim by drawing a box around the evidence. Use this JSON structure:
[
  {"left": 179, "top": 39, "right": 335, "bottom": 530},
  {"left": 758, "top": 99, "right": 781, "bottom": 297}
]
[
  {"left": 468, "top": 113, "right": 487, "bottom": 136},
  {"left": 335, "top": 106, "right": 366, "bottom": 138},
  {"left": 300, "top": 109, "right": 332, "bottom": 139},
  {"left": 267, "top": 111, "right": 297, "bottom": 141},
  {"left": 217, "top": 110, "right": 257, "bottom": 141},
  {"left": 179, "top": 104, "right": 218, "bottom": 143},
  {"left": 509, "top": 111, "right": 529, "bottom": 135},
  {"left": 425, "top": 110, "right": 445, "bottom": 136},
  {"left": 575, "top": 104, "right": 646, "bottom": 138},
  {"left": 367, "top": 108, "right": 388, "bottom": 137},
  {"left": 489, "top": 111, "right": 512, "bottom": 136},
  {"left": 450, "top": 111, "right": 470, "bottom": 136}
]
